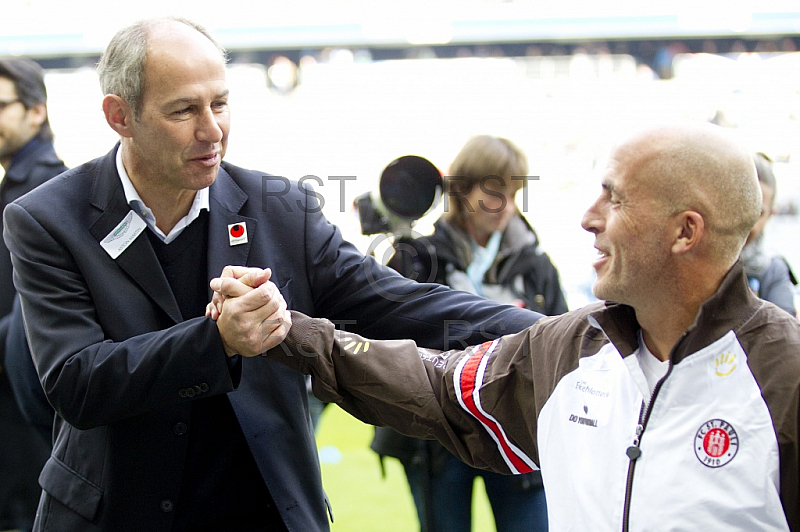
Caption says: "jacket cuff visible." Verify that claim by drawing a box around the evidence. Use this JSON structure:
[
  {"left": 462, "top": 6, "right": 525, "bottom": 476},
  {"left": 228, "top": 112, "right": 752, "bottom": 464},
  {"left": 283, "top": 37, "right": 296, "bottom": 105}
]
[{"left": 266, "top": 311, "right": 334, "bottom": 373}]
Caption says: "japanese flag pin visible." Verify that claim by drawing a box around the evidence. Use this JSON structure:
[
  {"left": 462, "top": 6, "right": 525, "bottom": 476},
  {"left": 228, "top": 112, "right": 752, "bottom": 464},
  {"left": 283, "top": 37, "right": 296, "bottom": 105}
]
[{"left": 228, "top": 222, "right": 248, "bottom": 246}]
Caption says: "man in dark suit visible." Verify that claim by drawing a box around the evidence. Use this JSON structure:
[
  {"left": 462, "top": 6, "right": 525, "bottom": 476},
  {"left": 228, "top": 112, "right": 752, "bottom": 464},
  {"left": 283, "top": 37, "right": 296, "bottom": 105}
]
[
  {"left": 0, "top": 56, "right": 67, "bottom": 532},
  {"left": 3, "top": 17, "right": 537, "bottom": 532}
]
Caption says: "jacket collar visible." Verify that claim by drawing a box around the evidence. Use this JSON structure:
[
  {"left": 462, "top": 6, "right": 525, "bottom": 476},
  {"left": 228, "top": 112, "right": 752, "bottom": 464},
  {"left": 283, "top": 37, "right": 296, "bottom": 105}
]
[
  {"left": 431, "top": 215, "right": 539, "bottom": 270},
  {"left": 206, "top": 161, "right": 256, "bottom": 295},
  {"left": 88, "top": 146, "right": 255, "bottom": 324},
  {"left": 589, "top": 260, "right": 760, "bottom": 363},
  {"left": 4, "top": 138, "right": 64, "bottom": 183},
  {"left": 497, "top": 215, "right": 539, "bottom": 258}
]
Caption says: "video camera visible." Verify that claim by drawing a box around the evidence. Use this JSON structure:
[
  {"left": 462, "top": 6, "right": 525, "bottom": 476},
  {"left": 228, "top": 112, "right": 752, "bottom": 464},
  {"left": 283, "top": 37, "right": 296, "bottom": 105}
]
[{"left": 354, "top": 155, "right": 443, "bottom": 236}]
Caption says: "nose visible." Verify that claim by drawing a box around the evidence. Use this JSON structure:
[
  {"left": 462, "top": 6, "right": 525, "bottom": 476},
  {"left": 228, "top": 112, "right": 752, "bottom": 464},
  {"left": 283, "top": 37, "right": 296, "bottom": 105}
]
[
  {"left": 581, "top": 198, "right": 603, "bottom": 235},
  {"left": 487, "top": 191, "right": 517, "bottom": 213},
  {"left": 196, "top": 106, "right": 224, "bottom": 144}
]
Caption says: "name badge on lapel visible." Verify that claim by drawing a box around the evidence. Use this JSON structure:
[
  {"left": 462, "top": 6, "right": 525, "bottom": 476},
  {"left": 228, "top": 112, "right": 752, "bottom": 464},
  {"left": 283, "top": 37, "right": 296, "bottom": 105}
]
[
  {"left": 228, "top": 222, "right": 248, "bottom": 246},
  {"left": 100, "top": 210, "right": 146, "bottom": 259}
]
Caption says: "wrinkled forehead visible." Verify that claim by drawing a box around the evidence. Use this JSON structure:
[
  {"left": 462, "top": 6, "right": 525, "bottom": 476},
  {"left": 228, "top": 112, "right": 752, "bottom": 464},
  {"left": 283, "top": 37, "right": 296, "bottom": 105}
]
[
  {"left": 604, "top": 139, "right": 650, "bottom": 180},
  {"left": 142, "top": 26, "right": 227, "bottom": 98},
  {"left": 147, "top": 21, "right": 224, "bottom": 68},
  {"left": 600, "top": 139, "right": 672, "bottom": 205}
]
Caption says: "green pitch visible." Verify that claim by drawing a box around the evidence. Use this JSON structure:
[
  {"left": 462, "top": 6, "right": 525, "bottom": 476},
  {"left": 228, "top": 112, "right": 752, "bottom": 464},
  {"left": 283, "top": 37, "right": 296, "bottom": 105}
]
[{"left": 316, "top": 404, "right": 495, "bottom": 531}]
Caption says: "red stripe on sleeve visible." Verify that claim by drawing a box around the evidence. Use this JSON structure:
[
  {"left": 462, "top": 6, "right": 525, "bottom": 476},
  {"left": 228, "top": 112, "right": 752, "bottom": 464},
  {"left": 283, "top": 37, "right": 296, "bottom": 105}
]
[{"left": 458, "top": 341, "right": 534, "bottom": 474}]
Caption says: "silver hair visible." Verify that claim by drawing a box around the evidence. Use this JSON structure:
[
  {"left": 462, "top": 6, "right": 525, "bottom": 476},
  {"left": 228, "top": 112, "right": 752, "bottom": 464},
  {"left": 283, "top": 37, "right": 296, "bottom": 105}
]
[{"left": 96, "top": 17, "right": 227, "bottom": 119}]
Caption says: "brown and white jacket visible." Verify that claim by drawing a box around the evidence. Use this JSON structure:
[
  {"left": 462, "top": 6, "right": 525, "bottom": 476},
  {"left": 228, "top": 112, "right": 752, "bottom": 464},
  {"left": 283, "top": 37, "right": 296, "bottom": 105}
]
[{"left": 267, "top": 261, "right": 800, "bottom": 531}]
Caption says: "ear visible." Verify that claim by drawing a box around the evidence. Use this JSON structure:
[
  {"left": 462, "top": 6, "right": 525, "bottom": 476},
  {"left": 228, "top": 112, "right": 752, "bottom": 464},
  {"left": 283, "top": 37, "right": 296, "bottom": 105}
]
[
  {"left": 671, "top": 210, "right": 705, "bottom": 255},
  {"left": 102, "top": 95, "right": 135, "bottom": 138},
  {"left": 26, "top": 102, "right": 47, "bottom": 129}
]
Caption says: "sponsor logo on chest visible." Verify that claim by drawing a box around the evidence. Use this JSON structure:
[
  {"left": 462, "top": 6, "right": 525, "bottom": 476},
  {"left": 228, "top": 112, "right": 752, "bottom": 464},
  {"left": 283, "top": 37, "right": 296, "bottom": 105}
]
[{"left": 566, "top": 380, "right": 612, "bottom": 428}]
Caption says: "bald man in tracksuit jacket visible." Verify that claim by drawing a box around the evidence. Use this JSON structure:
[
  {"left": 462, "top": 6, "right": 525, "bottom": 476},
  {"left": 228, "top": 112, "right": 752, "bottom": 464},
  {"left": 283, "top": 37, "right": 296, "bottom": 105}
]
[
  {"left": 266, "top": 260, "right": 799, "bottom": 531},
  {"left": 255, "top": 123, "right": 800, "bottom": 531}
]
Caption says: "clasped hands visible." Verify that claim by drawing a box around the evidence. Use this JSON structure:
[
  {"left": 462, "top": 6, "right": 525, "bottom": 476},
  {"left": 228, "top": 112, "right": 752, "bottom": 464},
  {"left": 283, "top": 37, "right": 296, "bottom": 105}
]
[{"left": 206, "top": 266, "right": 292, "bottom": 358}]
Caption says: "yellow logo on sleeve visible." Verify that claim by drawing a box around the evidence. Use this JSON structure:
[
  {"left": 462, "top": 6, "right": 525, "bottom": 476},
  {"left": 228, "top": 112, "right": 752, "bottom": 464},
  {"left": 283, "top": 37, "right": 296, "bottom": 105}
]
[
  {"left": 714, "top": 352, "right": 737, "bottom": 377},
  {"left": 341, "top": 337, "right": 370, "bottom": 354}
]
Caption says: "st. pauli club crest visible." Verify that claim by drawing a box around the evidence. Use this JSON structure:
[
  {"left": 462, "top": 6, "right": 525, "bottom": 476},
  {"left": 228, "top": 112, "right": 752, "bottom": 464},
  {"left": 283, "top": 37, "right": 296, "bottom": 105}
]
[{"left": 694, "top": 419, "right": 739, "bottom": 468}]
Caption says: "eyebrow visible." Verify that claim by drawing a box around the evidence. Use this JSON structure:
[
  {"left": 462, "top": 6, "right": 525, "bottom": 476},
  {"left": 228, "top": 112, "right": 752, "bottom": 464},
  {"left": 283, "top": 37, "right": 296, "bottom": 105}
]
[
  {"left": 602, "top": 181, "right": 627, "bottom": 201},
  {"left": 166, "top": 90, "right": 230, "bottom": 107}
]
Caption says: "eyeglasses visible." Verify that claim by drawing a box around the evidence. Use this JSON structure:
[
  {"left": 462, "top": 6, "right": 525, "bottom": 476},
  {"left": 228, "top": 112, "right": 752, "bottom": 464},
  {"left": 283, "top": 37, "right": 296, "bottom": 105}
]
[{"left": 0, "top": 98, "right": 22, "bottom": 112}]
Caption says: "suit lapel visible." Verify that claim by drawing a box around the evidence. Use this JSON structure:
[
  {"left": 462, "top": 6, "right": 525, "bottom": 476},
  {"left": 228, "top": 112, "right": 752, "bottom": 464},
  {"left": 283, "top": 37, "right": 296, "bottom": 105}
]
[
  {"left": 89, "top": 147, "right": 183, "bottom": 324},
  {"left": 207, "top": 166, "right": 256, "bottom": 296}
]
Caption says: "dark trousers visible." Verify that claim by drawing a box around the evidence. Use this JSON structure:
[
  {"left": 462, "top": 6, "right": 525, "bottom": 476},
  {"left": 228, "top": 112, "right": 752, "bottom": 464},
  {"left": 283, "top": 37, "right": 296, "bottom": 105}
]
[{"left": 402, "top": 451, "right": 548, "bottom": 532}]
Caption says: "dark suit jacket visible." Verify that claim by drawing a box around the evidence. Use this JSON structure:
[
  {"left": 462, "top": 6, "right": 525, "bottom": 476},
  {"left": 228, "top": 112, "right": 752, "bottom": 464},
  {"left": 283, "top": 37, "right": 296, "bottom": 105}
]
[
  {"left": 0, "top": 138, "right": 66, "bottom": 530},
  {"left": 3, "top": 146, "right": 538, "bottom": 532},
  {"left": 0, "top": 139, "right": 68, "bottom": 323}
]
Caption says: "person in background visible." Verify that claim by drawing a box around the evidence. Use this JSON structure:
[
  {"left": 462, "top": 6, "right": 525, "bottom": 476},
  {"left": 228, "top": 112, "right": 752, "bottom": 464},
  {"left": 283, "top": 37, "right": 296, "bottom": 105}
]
[
  {"left": 0, "top": 56, "right": 67, "bottom": 532},
  {"left": 741, "top": 152, "right": 797, "bottom": 316},
  {"left": 240, "top": 122, "right": 800, "bottom": 531},
  {"left": 372, "top": 135, "right": 563, "bottom": 532},
  {"left": 3, "top": 18, "right": 537, "bottom": 532}
]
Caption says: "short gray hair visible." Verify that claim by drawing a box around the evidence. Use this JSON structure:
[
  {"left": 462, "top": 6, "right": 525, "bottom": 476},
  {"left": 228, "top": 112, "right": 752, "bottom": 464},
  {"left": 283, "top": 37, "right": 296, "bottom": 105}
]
[{"left": 96, "top": 17, "right": 227, "bottom": 119}]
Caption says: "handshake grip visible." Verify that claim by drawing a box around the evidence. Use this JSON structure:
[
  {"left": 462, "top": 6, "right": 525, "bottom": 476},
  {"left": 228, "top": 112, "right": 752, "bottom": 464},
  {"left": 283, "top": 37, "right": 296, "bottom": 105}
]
[{"left": 207, "top": 266, "right": 292, "bottom": 357}]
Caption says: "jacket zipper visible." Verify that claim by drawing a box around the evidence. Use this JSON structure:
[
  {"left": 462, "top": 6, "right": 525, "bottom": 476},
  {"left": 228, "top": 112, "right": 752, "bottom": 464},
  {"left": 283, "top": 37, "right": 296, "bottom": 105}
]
[{"left": 621, "top": 362, "right": 674, "bottom": 532}]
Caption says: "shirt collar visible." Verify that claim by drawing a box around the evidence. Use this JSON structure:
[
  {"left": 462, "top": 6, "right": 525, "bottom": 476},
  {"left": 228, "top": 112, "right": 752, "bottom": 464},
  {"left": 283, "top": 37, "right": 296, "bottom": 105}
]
[
  {"left": 115, "top": 146, "right": 209, "bottom": 244},
  {"left": 588, "top": 260, "right": 757, "bottom": 364}
]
